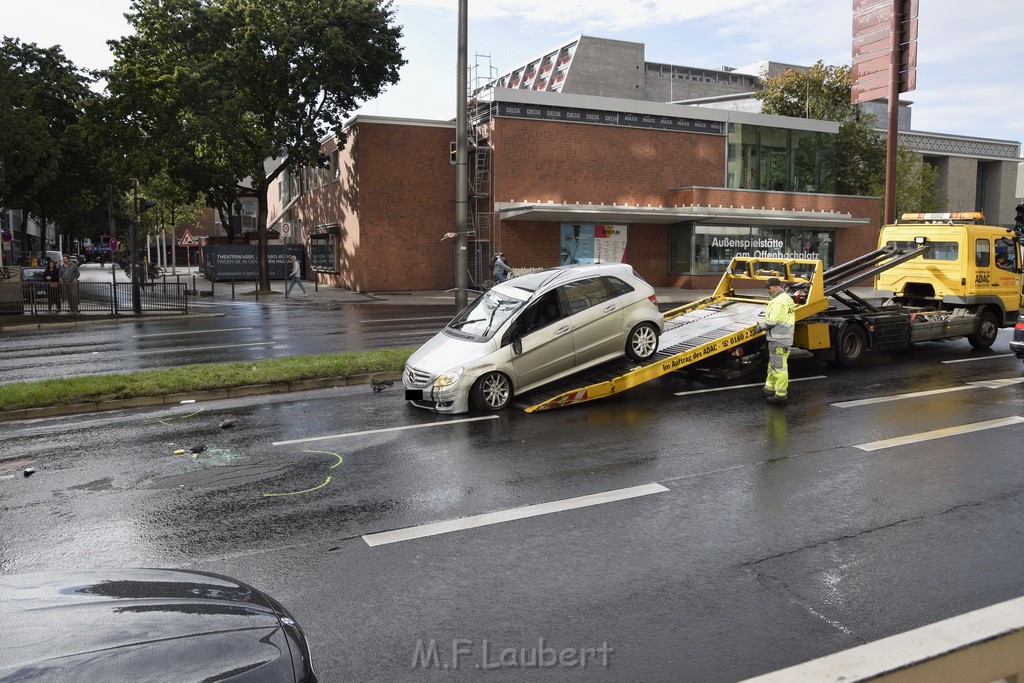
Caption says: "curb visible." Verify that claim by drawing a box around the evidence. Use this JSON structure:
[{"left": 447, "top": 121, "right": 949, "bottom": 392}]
[{"left": 0, "top": 371, "right": 404, "bottom": 423}]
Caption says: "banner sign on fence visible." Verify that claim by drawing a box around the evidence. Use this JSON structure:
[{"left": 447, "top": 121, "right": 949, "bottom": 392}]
[{"left": 202, "top": 245, "right": 305, "bottom": 281}]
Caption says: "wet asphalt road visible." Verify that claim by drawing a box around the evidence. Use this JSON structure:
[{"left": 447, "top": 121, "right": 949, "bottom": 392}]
[
  {"left": 2, "top": 333, "right": 1024, "bottom": 681},
  {"left": 0, "top": 301, "right": 452, "bottom": 384}
]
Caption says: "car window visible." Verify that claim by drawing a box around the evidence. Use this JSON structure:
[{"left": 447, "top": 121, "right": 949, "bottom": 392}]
[
  {"left": 446, "top": 289, "right": 525, "bottom": 341},
  {"left": 514, "top": 291, "right": 563, "bottom": 336},
  {"left": 561, "top": 277, "right": 612, "bottom": 314},
  {"left": 604, "top": 276, "right": 635, "bottom": 297}
]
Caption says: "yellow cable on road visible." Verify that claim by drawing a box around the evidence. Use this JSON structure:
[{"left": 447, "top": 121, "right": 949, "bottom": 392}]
[{"left": 261, "top": 450, "right": 343, "bottom": 498}]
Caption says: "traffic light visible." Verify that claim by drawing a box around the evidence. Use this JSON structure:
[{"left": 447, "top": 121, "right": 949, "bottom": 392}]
[
  {"left": 449, "top": 141, "right": 457, "bottom": 165},
  {"left": 1015, "top": 203, "right": 1024, "bottom": 233},
  {"left": 139, "top": 198, "right": 157, "bottom": 212}
]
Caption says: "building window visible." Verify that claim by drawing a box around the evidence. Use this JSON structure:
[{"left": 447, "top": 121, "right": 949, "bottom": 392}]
[
  {"left": 727, "top": 124, "right": 837, "bottom": 194},
  {"left": 331, "top": 150, "right": 340, "bottom": 181},
  {"left": 669, "top": 223, "right": 836, "bottom": 274},
  {"left": 310, "top": 224, "right": 340, "bottom": 273}
]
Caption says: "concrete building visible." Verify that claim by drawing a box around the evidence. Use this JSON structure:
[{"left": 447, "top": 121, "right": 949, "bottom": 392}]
[{"left": 489, "top": 36, "right": 1020, "bottom": 226}]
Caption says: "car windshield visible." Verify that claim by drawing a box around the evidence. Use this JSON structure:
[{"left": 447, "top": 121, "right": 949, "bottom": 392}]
[{"left": 446, "top": 289, "right": 526, "bottom": 340}]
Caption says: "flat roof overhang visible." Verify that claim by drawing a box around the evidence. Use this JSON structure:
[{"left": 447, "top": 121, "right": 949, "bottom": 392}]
[{"left": 496, "top": 201, "right": 870, "bottom": 229}]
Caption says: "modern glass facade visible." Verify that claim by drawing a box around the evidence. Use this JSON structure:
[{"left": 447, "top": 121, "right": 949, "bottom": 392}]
[
  {"left": 726, "top": 123, "right": 837, "bottom": 194},
  {"left": 669, "top": 223, "right": 836, "bottom": 274}
]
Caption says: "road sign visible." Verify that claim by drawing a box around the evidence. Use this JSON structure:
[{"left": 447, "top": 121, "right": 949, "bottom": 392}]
[
  {"left": 178, "top": 230, "right": 197, "bottom": 247},
  {"left": 281, "top": 222, "right": 291, "bottom": 237},
  {"left": 108, "top": 238, "right": 118, "bottom": 252},
  {"left": 1, "top": 230, "right": 11, "bottom": 243}
]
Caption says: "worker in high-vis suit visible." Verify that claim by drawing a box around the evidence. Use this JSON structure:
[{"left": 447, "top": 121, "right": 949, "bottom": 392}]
[{"left": 755, "top": 277, "right": 796, "bottom": 405}]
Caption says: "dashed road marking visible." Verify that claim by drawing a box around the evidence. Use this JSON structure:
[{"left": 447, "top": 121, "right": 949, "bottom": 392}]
[{"left": 362, "top": 483, "right": 669, "bottom": 547}]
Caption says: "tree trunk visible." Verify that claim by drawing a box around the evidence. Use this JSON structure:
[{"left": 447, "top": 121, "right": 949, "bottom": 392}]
[{"left": 256, "top": 180, "right": 270, "bottom": 293}]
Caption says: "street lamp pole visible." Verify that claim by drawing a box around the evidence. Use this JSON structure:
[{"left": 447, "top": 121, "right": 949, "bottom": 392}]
[
  {"left": 453, "top": 0, "right": 469, "bottom": 311},
  {"left": 131, "top": 180, "right": 142, "bottom": 313}
]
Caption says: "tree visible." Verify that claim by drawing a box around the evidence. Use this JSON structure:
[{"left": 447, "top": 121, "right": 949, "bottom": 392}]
[
  {"left": 105, "top": 0, "right": 405, "bottom": 291},
  {"left": 871, "top": 147, "right": 942, "bottom": 218},
  {"left": 0, "top": 38, "right": 103, "bottom": 262},
  {"left": 757, "top": 60, "right": 945, "bottom": 217},
  {"left": 135, "top": 169, "right": 207, "bottom": 269}
]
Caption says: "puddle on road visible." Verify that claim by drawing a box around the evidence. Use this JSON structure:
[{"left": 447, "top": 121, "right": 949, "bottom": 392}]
[{"left": 68, "top": 477, "right": 115, "bottom": 492}]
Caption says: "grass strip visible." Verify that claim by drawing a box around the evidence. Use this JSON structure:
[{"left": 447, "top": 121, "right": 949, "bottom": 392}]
[{"left": 0, "top": 347, "right": 416, "bottom": 412}]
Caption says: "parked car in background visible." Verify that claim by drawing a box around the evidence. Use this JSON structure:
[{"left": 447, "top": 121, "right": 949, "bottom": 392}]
[
  {"left": 404, "top": 263, "right": 664, "bottom": 414},
  {"left": 0, "top": 568, "right": 317, "bottom": 682},
  {"left": 19, "top": 266, "right": 47, "bottom": 303},
  {"left": 1010, "top": 320, "right": 1024, "bottom": 360}
]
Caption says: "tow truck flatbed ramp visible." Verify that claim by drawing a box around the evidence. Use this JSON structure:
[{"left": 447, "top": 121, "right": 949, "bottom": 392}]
[
  {"left": 519, "top": 300, "right": 771, "bottom": 411},
  {"left": 521, "top": 256, "right": 835, "bottom": 413}
]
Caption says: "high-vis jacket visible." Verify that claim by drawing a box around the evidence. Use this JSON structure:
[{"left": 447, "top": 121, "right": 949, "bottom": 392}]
[{"left": 762, "top": 289, "right": 796, "bottom": 346}]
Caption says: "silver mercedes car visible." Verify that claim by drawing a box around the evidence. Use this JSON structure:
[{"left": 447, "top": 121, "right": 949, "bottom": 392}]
[{"left": 404, "top": 263, "right": 664, "bottom": 414}]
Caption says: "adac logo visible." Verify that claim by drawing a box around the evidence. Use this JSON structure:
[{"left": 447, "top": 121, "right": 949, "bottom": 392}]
[{"left": 975, "top": 271, "right": 990, "bottom": 284}]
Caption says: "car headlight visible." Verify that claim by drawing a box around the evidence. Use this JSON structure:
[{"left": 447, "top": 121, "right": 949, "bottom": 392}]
[{"left": 433, "top": 367, "right": 465, "bottom": 387}]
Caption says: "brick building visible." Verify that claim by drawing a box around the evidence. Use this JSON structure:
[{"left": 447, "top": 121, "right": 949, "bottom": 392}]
[{"left": 270, "top": 87, "right": 880, "bottom": 293}]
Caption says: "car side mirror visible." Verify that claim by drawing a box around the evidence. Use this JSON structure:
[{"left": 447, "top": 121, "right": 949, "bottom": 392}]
[{"left": 512, "top": 335, "right": 523, "bottom": 355}]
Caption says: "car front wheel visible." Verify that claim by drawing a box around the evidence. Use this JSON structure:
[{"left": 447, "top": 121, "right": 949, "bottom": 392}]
[
  {"left": 625, "top": 322, "right": 659, "bottom": 362},
  {"left": 470, "top": 371, "right": 513, "bottom": 411}
]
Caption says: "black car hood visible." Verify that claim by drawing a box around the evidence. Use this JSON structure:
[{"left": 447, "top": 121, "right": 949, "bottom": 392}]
[{"left": 0, "top": 568, "right": 300, "bottom": 682}]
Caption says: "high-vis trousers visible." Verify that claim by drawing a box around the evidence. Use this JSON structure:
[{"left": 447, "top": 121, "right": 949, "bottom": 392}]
[{"left": 765, "top": 342, "right": 791, "bottom": 396}]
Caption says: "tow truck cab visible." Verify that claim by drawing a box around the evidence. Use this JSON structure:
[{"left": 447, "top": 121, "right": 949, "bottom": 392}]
[{"left": 876, "top": 212, "right": 1022, "bottom": 326}]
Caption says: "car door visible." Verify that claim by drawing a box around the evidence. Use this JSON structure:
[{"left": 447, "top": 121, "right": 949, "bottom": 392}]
[
  {"left": 561, "top": 276, "right": 624, "bottom": 366},
  {"left": 508, "top": 290, "right": 575, "bottom": 389}
]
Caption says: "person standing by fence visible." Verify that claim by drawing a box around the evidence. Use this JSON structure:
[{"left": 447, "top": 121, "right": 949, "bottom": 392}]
[
  {"left": 59, "top": 254, "right": 80, "bottom": 313},
  {"left": 43, "top": 260, "right": 62, "bottom": 311},
  {"left": 286, "top": 255, "right": 307, "bottom": 296}
]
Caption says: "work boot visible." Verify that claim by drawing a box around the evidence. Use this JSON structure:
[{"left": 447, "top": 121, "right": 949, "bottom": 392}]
[
  {"left": 765, "top": 393, "right": 788, "bottom": 405},
  {"left": 762, "top": 386, "right": 775, "bottom": 398}
]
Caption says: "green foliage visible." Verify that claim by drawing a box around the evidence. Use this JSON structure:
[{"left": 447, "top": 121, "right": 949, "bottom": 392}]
[
  {"left": 756, "top": 61, "right": 857, "bottom": 122},
  {"left": 104, "top": 0, "right": 406, "bottom": 288},
  {"left": 0, "top": 348, "right": 415, "bottom": 412},
  {"left": 756, "top": 61, "right": 941, "bottom": 209},
  {"left": 0, "top": 38, "right": 110, "bottom": 248},
  {"left": 869, "top": 147, "right": 943, "bottom": 219}
]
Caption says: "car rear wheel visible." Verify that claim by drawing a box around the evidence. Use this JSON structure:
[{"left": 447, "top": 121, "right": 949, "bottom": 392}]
[
  {"left": 470, "top": 371, "right": 513, "bottom": 411},
  {"left": 625, "top": 322, "right": 659, "bottom": 362}
]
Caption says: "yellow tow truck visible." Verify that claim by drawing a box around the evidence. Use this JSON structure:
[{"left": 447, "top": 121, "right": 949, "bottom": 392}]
[{"left": 522, "top": 212, "right": 1023, "bottom": 412}]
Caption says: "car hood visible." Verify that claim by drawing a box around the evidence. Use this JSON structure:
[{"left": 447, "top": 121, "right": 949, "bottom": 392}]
[
  {"left": 406, "top": 329, "right": 498, "bottom": 374},
  {"left": 0, "top": 569, "right": 303, "bottom": 682}
]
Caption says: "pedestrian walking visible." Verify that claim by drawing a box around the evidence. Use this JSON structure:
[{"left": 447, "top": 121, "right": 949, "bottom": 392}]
[
  {"left": 286, "top": 255, "right": 307, "bottom": 296},
  {"left": 491, "top": 252, "right": 512, "bottom": 283},
  {"left": 755, "top": 277, "right": 795, "bottom": 405},
  {"left": 43, "top": 260, "right": 62, "bottom": 311},
  {"left": 59, "top": 254, "right": 81, "bottom": 313}
]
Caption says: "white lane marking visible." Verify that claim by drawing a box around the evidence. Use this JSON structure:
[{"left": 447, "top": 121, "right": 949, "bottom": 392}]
[
  {"left": 134, "top": 327, "right": 254, "bottom": 338},
  {"left": 833, "top": 376, "right": 1024, "bottom": 407},
  {"left": 133, "top": 342, "right": 275, "bottom": 355},
  {"left": 968, "top": 377, "right": 1024, "bottom": 389},
  {"left": 855, "top": 416, "right": 1024, "bottom": 452},
  {"left": 675, "top": 375, "right": 827, "bottom": 396},
  {"left": 361, "top": 316, "right": 452, "bottom": 323},
  {"left": 942, "top": 354, "right": 1014, "bottom": 364},
  {"left": 833, "top": 385, "right": 975, "bottom": 408},
  {"left": 272, "top": 415, "right": 500, "bottom": 446},
  {"left": 362, "top": 483, "right": 669, "bottom": 547}
]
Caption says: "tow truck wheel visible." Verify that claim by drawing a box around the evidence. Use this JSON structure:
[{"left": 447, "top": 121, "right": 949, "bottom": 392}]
[
  {"left": 833, "top": 323, "right": 867, "bottom": 367},
  {"left": 967, "top": 312, "right": 999, "bottom": 349},
  {"left": 471, "top": 371, "right": 513, "bottom": 411},
  {"left": 625, "top": 323, "right": 660, "bottom": 362}
]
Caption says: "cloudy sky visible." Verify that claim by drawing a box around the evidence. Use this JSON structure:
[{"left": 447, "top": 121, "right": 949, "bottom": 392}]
[{"left": 3, "top": 0, "right": 1020, "bottom": 145}]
